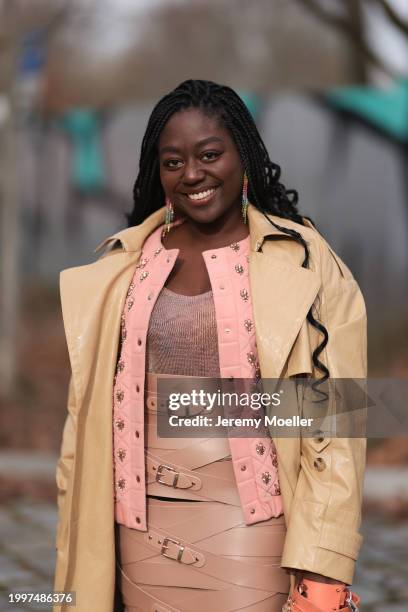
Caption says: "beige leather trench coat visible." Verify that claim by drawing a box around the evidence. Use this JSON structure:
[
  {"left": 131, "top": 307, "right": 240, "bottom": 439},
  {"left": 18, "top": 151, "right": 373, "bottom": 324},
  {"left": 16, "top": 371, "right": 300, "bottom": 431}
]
[{"left": 53, "top": 203, "right": 367, "bottom": 612}]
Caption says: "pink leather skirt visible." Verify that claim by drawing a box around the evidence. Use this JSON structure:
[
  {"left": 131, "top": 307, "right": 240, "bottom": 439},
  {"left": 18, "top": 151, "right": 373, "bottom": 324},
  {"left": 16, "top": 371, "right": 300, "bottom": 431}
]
[{"left": 115, "top": 373, "right": 290, "bottom": 611}]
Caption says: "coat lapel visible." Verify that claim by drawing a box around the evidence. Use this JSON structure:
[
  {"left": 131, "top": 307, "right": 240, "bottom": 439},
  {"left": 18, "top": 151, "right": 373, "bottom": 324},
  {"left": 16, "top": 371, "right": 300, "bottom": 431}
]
[
  {"left": 60, "top": 207, "right": 165, "bottom": 405},
  {"left": 249, "top": 251, "right": 321, "bottom": 379},
  {"left": 247, "top": 205, "right": 321, "bottom": 379},
  {"left": 60, "top": 252, "right": 141, "bottom": 407}
]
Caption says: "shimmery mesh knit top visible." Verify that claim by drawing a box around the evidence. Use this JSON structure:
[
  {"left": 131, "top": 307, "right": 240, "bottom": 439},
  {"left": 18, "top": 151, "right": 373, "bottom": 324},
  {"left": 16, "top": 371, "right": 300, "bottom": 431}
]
[{"left": 146, "top": 286, "right": 221, "bottom": 377}]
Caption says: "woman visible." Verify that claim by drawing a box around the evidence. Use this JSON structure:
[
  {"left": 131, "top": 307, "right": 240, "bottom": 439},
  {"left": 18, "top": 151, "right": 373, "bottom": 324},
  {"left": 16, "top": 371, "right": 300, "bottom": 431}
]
[{"left": 54, "top": 80, "right": 366, "bottom": 612}]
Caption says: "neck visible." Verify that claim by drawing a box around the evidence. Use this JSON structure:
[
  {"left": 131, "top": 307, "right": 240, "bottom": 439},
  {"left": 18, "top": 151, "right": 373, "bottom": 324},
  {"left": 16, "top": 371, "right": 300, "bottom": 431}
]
[{"left": 178, "top": 205, "right": 249, "bottom": 248}]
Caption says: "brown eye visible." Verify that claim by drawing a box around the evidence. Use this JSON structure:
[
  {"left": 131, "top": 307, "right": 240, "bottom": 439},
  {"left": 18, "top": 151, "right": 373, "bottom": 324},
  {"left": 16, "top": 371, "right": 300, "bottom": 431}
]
[
  {"left": 163, "top": 159, "right": 183, "bottom": 169},
  {"left": 202, "top": 151, "right": 221, "bottom": 161}
]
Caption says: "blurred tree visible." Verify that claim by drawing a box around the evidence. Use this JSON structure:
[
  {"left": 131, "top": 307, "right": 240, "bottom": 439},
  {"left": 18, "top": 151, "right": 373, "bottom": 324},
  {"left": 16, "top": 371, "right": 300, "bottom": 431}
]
[
  {"left": 297, "top": 0, "right": 406, "bottom": 81},
  {"left": 0, "top": 0, "right": 68, "bottom": 393},
  {"left": 0, "top": 35, "right": 18, "bottom": 395}
]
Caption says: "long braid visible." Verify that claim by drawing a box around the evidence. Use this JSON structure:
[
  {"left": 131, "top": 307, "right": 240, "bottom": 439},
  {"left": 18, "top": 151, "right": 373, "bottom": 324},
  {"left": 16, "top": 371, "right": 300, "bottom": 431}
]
[{"left": 127, "top": 79, "right": 330, "bottom": 383}]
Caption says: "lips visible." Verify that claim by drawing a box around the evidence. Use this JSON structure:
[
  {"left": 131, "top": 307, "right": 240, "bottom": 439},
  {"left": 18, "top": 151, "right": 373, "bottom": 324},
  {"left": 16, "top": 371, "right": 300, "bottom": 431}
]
[{"left": 182, "top": 186, "right": 219, "bottom": 205}]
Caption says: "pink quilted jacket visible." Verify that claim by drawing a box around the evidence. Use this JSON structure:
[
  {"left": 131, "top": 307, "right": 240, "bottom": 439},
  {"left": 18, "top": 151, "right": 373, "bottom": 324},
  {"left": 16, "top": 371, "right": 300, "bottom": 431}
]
[{"left": 112, "top": 223, "right": 283, "bottom": 531}]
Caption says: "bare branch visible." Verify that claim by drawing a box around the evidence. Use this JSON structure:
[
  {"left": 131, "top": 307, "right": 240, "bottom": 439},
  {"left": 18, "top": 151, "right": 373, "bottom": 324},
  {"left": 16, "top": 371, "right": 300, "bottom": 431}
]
[
  {"left": 297, "top": 0, "right": 352, "bottom": 34},
  {"left": 373, "top": 0, "right": 408, "bottom": 37},
  {"left": 296, "top": 0, "right": 396, "bottom": 78}
]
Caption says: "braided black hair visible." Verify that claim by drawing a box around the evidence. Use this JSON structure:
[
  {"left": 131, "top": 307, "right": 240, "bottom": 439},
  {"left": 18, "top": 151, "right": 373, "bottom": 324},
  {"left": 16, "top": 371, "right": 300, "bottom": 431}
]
[{"left": 128, "top": 79, "right": 329, "bottom": 385}]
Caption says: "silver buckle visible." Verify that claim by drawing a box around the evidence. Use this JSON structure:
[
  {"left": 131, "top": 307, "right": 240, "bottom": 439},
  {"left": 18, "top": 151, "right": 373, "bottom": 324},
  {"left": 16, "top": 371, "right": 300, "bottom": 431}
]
[
  {"left": 161, "top": 536, "right": 185, "bottom": 562},
  {"left": 345, "top": 590, "right": 359, "bottom": 612},
  {"left": 156, "top": 464, "right": 180, "bottom": 487}
]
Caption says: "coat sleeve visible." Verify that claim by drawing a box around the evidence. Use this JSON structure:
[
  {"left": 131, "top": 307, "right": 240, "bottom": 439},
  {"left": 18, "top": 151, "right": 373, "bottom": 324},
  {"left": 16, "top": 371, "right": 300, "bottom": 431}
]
[
  {"left": 280, "top": 236, "right": 367, "bottom": 585},
  {"left": 55, "top": 376, "right": 78, "bottom": 550}
]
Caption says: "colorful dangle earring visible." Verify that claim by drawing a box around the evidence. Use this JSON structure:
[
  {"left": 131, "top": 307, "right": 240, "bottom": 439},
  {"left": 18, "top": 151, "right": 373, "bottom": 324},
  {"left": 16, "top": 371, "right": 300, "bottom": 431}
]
[
  {"left": 241, "top": 171, "right": 249, "bottom": 224},
  {"left": 163, "top": 196, "right": 175, "bottom": 237}
]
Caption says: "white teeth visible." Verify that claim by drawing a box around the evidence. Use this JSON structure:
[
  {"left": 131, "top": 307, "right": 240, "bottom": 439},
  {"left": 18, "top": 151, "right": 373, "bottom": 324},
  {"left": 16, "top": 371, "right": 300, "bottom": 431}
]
[{"left": 187, "top": 188, "right": 216, "bottom": 200}]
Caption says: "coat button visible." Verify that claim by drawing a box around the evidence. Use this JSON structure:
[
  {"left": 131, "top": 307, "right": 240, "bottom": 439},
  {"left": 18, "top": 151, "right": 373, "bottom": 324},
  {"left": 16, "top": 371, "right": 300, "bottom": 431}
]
[
  {"left": 135, "top": 430, "right": 140, "bottom": 438},
  {"left": 250, "top": 508, "right": 255, "bottom": 514},
  {"left": 241, "top": 465, "right": 247, "bottom": 471},
  {"left": 136, "top": 475, "right": 140, "bottom": 483},
  {"left": 313, "top": 430, "right": 325, "bottom": 443},
  {"left": 136, "top": 516, "right": 141, "bottom": 524},
  {"left": 211, "top": 254, "right": 217, "bottom": 259},
  {"left": 313, "top": 457, "right": 326, "bottom": 472},
  {"left": 137, "top": 338, "right": 142, "bottom": 346}
]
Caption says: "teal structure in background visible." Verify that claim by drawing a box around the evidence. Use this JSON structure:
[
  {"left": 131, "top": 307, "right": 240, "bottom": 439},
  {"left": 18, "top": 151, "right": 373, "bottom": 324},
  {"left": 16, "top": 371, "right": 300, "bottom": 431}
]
[
  {"left": 327, "top": 79, "right": 408, "bottom": 143},
  {"left": 58, "top": 110, "right": 105, "bottom": 193},
  {"left": 238, "top": 91, "right": 261, "bottom": 121}
]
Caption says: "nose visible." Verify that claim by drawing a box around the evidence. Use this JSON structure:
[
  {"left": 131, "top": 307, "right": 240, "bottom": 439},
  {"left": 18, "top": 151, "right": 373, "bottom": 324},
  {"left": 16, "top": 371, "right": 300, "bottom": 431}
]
[{"left": 182, "top": 158, "right": 205, "bottom": 185}]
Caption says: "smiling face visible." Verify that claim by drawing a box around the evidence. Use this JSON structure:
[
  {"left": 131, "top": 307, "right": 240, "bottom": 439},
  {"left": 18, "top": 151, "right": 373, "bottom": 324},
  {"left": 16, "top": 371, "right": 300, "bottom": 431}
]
[{"left": 158, "top": 107, "right": 244, "bottom": 227}]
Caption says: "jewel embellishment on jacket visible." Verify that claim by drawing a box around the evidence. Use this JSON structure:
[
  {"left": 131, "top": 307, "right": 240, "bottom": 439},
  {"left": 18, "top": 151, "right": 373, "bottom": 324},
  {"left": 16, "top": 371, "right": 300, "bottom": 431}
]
[
  {"left": 247, "top": 352, "right": 256, "bottom": 365},
  {"left": 244, "top": 319, "right": 253, "bottom": 332},
  {"left": 136, "top": 258, "right": 149, "bottom": 269},
  {"left": 256, "top": 443, "right": 265, "bottom": 455},
  {"left": 262, "top": 471, "right": 271, "bottom": 485},
  {"left": 117, "top": 449, "right": 126, "bottom": 461}
]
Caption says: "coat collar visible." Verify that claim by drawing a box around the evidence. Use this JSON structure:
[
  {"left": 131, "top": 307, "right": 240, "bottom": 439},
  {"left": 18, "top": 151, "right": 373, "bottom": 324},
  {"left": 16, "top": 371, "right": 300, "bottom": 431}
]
[{"left": 94, "top": 203, "right": 306, "bottom": 255}]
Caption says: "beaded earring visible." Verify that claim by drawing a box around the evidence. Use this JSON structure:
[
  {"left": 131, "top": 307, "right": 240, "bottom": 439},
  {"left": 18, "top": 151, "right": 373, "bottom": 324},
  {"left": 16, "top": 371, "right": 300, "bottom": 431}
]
[
  {"left": 163, "top": 196, "right": 175, "bottom": 237},
  {"left": 242, "top": 172, "right": 249, "bottom": 224}
]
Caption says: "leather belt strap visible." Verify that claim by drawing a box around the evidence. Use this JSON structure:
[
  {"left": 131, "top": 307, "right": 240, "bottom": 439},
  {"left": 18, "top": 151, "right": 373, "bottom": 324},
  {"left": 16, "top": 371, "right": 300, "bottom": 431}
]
[
  {"left": 146, "top": 422, "right": 207, "bottom": 450},
  {"left": 168, "top": 586, "right": 287, "bottom": 612},
  {"left": 120, "top": 526, "right": 289, "bottom": 593},
  {"left": 146, "top": 422, "right": 232, "bottom": 468},
  {"left": 117, "top": 504, "right": 287, "bottom": 588},
  {"left": 119, "top": 559, "right": 286, "bottom": 612},
  {"left": 146, "top": 502, "right": 286, "bottom": 556},
  {"left": 145, "top": 502, "right": 246, "bottom": 547},
  {"left": 146, "top": 452, "right": 241, "bottom": 506},
  {"left": 117, "top": 561, "right": 177, "bottom": 612}
]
